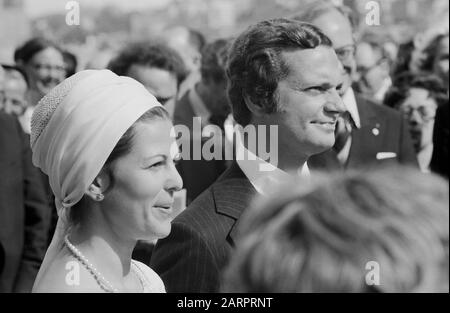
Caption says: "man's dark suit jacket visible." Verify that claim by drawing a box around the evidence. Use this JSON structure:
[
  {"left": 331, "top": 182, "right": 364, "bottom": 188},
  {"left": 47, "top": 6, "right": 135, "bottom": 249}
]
[
  {"left": 173, "top": 91, "right": 228, "bottom": 205},
  {"left": 308, "top": 93, "right": 417, "bottom": 170},
  {"left": 430, "top": 102, "right": 449, "bottom": 178},
  {"left": 0, "top": 112, "right": 51, "bottom": 292},
  {"left": 150, "top": 161, "right": 256, "bottom": 292}
]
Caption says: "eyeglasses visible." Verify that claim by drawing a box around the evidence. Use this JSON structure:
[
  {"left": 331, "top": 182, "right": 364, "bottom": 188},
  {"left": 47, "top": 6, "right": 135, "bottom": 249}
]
[
  {"left": 401, "top": 106, "right": 436, "bottom": 122},
  {"left": 31, "top": 63, "right": 66, "bottom": 73},
  {"left": 335, "top": 44, "right": 356, "bottom": 62}
]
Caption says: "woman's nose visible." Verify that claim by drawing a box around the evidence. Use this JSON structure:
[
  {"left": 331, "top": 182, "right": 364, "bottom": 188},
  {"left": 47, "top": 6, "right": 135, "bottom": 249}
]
[{"left": 166, "top": 163, "right": 183, "bottom": 193}]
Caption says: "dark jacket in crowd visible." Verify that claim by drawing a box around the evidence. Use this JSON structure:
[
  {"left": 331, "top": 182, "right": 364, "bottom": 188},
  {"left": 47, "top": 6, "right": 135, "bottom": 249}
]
[
  {"left": 151, "top": 162, "right": 255, "bottom": 292},
  {"left": 173, "top": 91, "right": 229, "bottom": 205},
  {"left": 430, "top": 102, "right": 449, "bottom": 178},
  {"left": 308, "top": 93, "right": 418, "bottom": 170},
  {"left": 0, "top": 112, "right": 51, "bottom": 293}
]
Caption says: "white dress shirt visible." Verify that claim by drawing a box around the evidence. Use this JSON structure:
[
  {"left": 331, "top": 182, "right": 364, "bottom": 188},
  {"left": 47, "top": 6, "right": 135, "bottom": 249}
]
[
  {"left": 338, "top": 88, "right": 362, "bottom": 164},
  {"left": 235, "top": 130, "right": 310, "bottom": 195}
]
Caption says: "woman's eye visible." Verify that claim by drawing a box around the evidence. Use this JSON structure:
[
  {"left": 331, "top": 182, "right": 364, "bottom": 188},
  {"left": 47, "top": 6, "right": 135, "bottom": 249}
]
[{"left": 147, "top": 161, "right": 165, "bottom": 169}]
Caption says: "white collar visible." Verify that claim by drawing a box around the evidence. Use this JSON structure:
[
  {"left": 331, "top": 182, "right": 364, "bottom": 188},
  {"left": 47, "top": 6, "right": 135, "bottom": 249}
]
[
  {"left": 342, "top": 88, "right": 361, "bottom": 129},
  {"left": 235, "top": 131, "right": 310, "bottom": 195}
]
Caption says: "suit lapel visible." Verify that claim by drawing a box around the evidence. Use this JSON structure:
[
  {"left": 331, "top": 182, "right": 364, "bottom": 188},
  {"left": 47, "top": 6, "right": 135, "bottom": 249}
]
[
  {"left": 347, "top": 95, "right": 381, "bottom": 167},
  {"left": 211, "top": 162, "right": 256, "bottom": 245}
]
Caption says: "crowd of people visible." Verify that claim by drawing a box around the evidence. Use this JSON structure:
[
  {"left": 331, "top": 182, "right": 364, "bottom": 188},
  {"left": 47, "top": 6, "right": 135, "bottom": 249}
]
[{"left": 0, "top": 0, "right": 448, "bottom": 293}]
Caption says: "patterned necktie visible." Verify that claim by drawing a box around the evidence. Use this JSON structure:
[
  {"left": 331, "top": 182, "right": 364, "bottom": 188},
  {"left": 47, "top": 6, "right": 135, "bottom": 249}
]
[{"left": 333, "top": 111, "right": 354, "bottom": 153}]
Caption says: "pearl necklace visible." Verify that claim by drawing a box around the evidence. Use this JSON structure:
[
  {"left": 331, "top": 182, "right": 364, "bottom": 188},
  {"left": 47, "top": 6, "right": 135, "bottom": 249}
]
[
  {"left": 64, "top": 235, "right": 146, "bottom": 293},
  {"left": 64, "top": 235, "right": 130, "bottom": 292}
]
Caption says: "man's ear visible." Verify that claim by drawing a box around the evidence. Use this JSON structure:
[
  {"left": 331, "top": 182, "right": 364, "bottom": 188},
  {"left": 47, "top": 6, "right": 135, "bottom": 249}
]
[
  {"left": 85, "top": 169, "right": 111, "bottom": 201},
  {"left": 243, "top": 93, "right": 266, "bottom": 117}
]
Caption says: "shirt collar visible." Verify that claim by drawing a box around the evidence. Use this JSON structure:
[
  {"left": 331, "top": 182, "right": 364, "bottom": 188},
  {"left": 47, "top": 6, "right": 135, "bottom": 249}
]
[
  {"left": 235, "top": 131, "right": 310, "bottom": 195},
  {"left": 342, "top": 88, "right": 361, "bottom": 129}
]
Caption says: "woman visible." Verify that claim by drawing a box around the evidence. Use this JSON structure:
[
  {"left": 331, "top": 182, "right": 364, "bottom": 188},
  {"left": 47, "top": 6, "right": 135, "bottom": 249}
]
[{"left": 31, "top": 69, "right": 182, "bottom": 292}]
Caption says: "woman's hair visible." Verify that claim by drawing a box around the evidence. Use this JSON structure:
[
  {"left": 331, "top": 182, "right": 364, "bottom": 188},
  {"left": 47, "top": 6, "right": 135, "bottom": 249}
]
[
  {"left": 14, "top": 37, "right": 63, "bottom": 65},
  {"left": 68, "top": 106, "right": 170, "bottom": 227},
  {"left": 422, "top": 33, "right": 449, "bottom": 72},
  {"left": 222, "top": 166, "right": 449, "bottom": 292}
]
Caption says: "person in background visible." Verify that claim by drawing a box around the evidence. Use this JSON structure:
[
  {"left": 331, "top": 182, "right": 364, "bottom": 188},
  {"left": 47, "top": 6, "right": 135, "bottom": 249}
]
[
  {"left": 354, "top": 32, "right": 392, "bottom": 102},
  {"left": 384, "top": 73, "right": 448, "bottom": 173},
  {"left": 423, "top": 33, "right": 449, "bottom": 89},
  {"left": 173, "top": 38, "right": 232, "bottom": 204},
  {"left": 62, "top": 50, "right": 78, "bottom": 78},
  {"left": 223, "top": 166, "right": 449, "bottom": 292},
  {"left": 161, "top": 26, "right": 206, "bottom": 99},
  {"left": 0, "top": 105, "right": 51, "bottom": 292},
  {"left": 292, "top": 1, "right": 417, "bottom": 171},
  {"left": 430, "top": 101, "right": 449, "bottom": 178},
  {"left": 391, "top": 29, "right": 448, "bottom": 82},
  {"left": 0, "top": 64, "right": 30, "bottom": 133},
  {"left": 108, "top": 42, "right": 187, "bottom": 119},
  {"left": 14, "top": 37, "right": 65, "bottom": 107}
]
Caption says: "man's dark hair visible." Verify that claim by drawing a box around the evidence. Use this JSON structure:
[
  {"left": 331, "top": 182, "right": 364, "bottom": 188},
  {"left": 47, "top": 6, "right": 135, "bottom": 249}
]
[
  {"left": 1, "top": 64, "right": 29, "bottom": 87},
  {"left": 384, "top": 72, "right": 448, "bottom": 109},
  {"left": 108, "top": 41, "right": 188, "bottom": 86},
  {"left": 226, "top": 18, "right": 332, "bottom": 126},
  {"left": 62, "top": 50, "right": 78, "bottom": 78},
  {"left": 201, "top": 38, "right": 232, "bottom": 84},
  {"left": 14, "top": 37, "right": 62, "bottom": 65}
]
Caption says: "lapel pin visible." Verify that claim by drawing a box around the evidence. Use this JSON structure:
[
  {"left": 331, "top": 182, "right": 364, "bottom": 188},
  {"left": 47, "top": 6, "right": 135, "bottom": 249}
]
[{"left": 372, "top": 127, "right": 380, "bottom": 136}]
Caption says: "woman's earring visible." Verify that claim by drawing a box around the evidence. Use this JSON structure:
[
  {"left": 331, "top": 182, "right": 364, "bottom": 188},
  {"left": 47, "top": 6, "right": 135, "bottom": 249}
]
[{"left": 96, "top": 194, "right": 104, "bottom": 201}]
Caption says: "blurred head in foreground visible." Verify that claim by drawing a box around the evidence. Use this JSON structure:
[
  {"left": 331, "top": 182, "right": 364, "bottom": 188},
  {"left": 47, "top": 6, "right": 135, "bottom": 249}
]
[{"left": 223, "top": 166, "right": 449, "bottom": 292}]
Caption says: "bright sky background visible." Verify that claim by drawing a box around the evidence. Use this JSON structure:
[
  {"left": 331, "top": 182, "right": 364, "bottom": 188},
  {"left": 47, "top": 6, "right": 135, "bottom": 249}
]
[{"left": 24, "top": 0, "right": 172, "bottom": 17}]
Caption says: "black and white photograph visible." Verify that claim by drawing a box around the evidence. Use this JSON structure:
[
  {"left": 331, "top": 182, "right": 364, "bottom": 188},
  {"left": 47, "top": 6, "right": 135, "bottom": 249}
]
[{"left": 0, "top": 0, "right": 448, "bottom": 300}]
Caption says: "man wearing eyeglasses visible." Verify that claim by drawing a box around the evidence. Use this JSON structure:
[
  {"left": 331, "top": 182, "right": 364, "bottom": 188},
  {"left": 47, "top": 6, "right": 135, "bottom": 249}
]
[
  {"left": 292, "top": 1, "right": 417, "bottom": 170},
  {"left": 354, "top": 39, "right": 392, "bottom": 102}
]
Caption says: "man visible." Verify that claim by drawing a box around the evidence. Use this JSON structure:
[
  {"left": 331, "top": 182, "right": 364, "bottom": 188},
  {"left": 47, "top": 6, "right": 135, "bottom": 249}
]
[
  {"left": 161, "top": 26, "right": 206, "bottom": 99},
  {"left": 0, "top": 65, "right": 30, "bottom": 133},
  {"left": 108, "top": 42, "right": 187, "bottom": 118},
  {"left": 150, "top": 19, "right": 345, "bottom": 292},
  {"left": 173, "top": 38, "right": 232, "bottom": 204},
  {"left": 0, "top": 92, "right": 51, "bottom": 291},
  {"left": 354, "top": 33, "right": 392, "bottom": 102},
  {"left": 292, "top": 1, "right": 417, "bottom": 170}
]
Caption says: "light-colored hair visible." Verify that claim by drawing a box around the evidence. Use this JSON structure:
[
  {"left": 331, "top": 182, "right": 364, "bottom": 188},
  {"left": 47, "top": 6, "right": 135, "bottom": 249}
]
[{"left": 222, "top": 166, "right": 449, "bottom": 292}]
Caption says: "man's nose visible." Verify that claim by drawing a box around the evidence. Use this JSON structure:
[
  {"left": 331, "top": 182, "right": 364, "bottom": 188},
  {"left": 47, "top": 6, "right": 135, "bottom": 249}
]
[{"left": 325, "top": 89, "right": 346, "bottom": 115}]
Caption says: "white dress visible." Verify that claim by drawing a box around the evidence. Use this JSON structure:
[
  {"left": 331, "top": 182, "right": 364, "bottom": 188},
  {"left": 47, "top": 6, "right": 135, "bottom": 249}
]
[{"left": 131, "top": 260, "right": 166, "bottom": 293}]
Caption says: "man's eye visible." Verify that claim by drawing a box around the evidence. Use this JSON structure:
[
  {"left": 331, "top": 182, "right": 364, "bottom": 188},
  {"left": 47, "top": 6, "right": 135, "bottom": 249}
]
[{"left": 306, "top": 86, "right": 326, "bottom": 92}]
